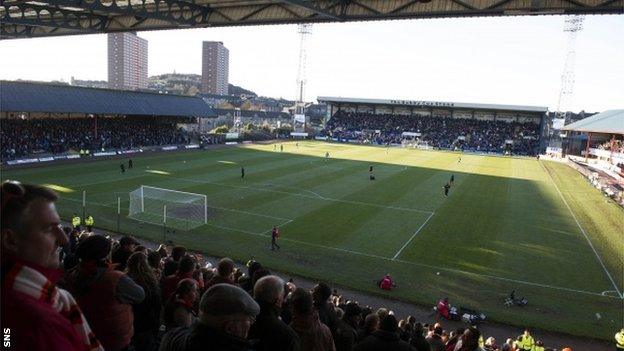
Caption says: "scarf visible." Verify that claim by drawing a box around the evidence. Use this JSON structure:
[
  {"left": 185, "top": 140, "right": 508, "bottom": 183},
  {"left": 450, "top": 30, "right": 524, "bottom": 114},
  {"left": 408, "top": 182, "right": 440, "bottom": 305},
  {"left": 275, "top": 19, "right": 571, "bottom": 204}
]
[{"left": 5, "top": 261, "right": 104, "bottom": 351}]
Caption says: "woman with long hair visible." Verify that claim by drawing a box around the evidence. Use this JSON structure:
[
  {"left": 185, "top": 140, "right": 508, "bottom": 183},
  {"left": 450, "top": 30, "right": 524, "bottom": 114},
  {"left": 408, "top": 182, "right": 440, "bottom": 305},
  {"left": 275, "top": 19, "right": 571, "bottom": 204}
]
[
  {"left": 455, "top": 327, "right": 485, "bottom": 351},
  {"left": 162, "top": 278, "right": 198, "bottom": 331},
  {"left": 126, "top": 252, "right": 162, "bottom": 351},
  {"left": 146, "top": 250, "right": 163, "bottom": 281}
]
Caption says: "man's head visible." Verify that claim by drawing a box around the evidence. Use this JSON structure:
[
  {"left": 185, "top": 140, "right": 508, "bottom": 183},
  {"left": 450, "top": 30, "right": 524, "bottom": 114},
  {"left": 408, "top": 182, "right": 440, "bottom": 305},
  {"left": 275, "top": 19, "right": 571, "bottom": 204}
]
[
  {"left": 378, "top": 314, "right": 398, "bottom": 333},
  {"left": 253, "top": 275, "right": 285, "bottom": 308},
  {"left": 217, "top": 257, "right": 235, "bottom": 278},
  {"left": 175, "top": 278, "right": 199, "bottom": 304},
  {"left": 1, "top": 181, "right": 66, "bottom": 269},
  {"left": 119, "top": 236, "right": 139, "bottom": 252},
  {"left": 199, "top": 284, "right": 260, "bottom": 339},
  {"left": 178, "top": 255, "right": 196, "bottom": 274},
  {"left": 75, "top": 235, "right": 112, "bottom": 263},
  {"left": 312, "top": 282, "right": 332, "bottom": 303},
  {"left": 343, "top": 302, "right": 362, "bottom": 324},
  {"left": 291, "top": 287, "right": 313, "bottom": 316},
  {"left": 364, "top": 313, "right": 379, "bottom": 332},
  {"left": 171, "top": 245, "right": 187, "bottom": 261}
]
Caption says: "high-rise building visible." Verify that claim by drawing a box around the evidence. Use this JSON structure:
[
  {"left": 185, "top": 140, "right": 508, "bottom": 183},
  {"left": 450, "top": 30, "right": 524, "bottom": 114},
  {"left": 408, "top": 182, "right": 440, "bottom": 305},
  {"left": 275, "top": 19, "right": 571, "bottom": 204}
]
[
  {"left": 201, "top": 41, "right": 229, "bottom": 95},
  {"left": 108, "top": 32, "right": 148, "bottom": 90}
]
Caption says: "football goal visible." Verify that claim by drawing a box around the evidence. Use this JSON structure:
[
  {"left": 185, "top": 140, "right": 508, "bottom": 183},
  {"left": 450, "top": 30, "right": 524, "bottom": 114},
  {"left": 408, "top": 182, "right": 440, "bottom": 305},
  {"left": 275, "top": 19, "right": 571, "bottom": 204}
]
[{"left": 129, "top": 185, "right": 207, "bottom": 229}]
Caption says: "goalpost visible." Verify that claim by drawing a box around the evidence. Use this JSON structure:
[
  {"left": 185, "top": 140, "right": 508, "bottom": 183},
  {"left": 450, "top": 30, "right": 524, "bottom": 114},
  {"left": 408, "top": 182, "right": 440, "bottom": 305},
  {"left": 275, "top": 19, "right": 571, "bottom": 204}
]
[{"left": 129, "top": 185, "right": 207, "bottom": 228}]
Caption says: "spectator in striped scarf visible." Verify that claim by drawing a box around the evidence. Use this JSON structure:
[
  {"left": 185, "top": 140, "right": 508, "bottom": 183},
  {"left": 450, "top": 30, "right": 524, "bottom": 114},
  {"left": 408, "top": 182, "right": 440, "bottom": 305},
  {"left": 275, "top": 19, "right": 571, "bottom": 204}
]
[{"left": 1, "top": 180, "right": 103, "bottom": 351}]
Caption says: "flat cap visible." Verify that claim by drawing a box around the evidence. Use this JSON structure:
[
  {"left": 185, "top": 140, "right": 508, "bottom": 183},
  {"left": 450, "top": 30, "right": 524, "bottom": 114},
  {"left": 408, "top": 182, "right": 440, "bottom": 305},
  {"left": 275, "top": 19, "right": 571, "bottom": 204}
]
[{"left": 200, "top": 283, "right": 260, "bottom": 317}]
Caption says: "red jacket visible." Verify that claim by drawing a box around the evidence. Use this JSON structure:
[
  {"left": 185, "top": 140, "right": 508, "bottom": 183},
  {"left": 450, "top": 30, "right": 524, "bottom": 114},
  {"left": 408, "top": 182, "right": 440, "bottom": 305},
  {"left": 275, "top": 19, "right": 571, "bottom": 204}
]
[
  {"left": 437, "top": 299, "right": 450, "bottom": 319},
  {"left": 69, "top": 269, "right": 134, "bottom": 351},
  {"left": 1, "top": 260, "right": 88, "bottom": 351},
  {"left": 380, "top": 276, "right": 393, "bottom": 290}
]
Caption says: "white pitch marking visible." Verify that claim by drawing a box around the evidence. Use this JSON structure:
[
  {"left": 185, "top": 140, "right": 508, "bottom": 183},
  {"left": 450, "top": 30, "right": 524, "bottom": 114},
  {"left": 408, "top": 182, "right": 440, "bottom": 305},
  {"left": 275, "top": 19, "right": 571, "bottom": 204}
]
[
  {"left": 207, "top": 220, "right": 619, "bottom": 300},
  {"left": 170, "top": 175, "right": 434, "bottom": 214},
  {"left": 392, "top": 211, "right": 435, "bottom": 260},
  {"left": 539, "top": 161, "right": 623, "bottom": 299}
]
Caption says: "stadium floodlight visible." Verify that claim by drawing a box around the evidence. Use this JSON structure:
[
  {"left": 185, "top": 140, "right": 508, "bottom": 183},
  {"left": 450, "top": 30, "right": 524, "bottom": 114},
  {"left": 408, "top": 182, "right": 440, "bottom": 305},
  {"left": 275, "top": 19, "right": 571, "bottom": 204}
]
[{"left": 129, "top": 185, "right": 207, "bottom": 228}]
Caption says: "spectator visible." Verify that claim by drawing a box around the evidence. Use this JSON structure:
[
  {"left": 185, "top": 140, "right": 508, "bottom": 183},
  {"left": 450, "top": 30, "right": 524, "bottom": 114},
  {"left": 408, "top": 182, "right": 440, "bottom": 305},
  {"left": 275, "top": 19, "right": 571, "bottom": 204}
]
[
  {"left": 162, "top": 255, "right": 203, "bottom": 302},
  {"left": 289, "top": 287, "right": 336, "bottom": 351},
  {"left": 248, "top": 275, "right": 301, "bottom": 350},
  {"left": 147, "top": 250, "right": 163, "bottom": 281},
  {"left": 159, "top": 284, "right": 260, "bottom": 351},
  {"left": 354, "top": 314, "right": 414, "bottom": 351},
  {"left": 500, "top": 338, "right": 514, "bottom": 351},
  {"left": 112, "top": 235, "right": 140, "bottom": 271},
  {"left": 205, "top": 257, "right": 237, "bottom": 289},
  {"left": 126, "top": 252, "right": 162, "bottom": 351},
  {"left": 426, "top": 326, "right": 445, "bottom": 351},
  {"left": 399, "top": 319, "right": 413, "bottom": 342},
  {"left": 0, "top": 181, "right": 103, "bottom": 351},
  {"left": 67, "top": 234, "right": 145, "bottom": 351},
  {"left": 0, "top": 117, "right": 193, "bottom": 161},
  {"left": 334, "top": 302, "right": 362, "bottom": 351},
  {"left": 446, "top": 329, "right": 465, "bottom": 351},
  {"left": 410, "top": 323, "right": 431, "bottom": 351},
  {"left": 313, "top": 282, "right": 338, "bottom": 335},
  {"left": 163, "top": 278, "right": 199, "bottom": 331},
  {"left": 454, "top": 327, "right": 485, "bottom": 351},
  {"left": 357, "top": 313, "right": 379, "bottom": 342},
  {"left": 162, "top": 245, "right": 187, "bottom": 277},
  {"left": 241, "top": 259, "right": 263, "bottom": 293},
  {"left": 484, "top": 337, "right": 498, "bottom": 351}
]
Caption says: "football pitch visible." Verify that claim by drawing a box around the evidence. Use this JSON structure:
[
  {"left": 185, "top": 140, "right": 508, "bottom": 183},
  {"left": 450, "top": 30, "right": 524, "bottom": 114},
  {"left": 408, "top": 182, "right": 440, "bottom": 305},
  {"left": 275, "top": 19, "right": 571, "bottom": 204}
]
[{"left": 3, "top": 141, "right": 622, "bottom": 340}]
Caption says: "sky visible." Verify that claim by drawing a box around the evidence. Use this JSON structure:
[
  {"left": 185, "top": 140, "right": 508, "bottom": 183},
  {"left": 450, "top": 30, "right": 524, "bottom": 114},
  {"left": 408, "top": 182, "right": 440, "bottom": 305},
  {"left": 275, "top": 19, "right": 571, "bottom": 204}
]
[{"left": 1, "top": 15, "right": 622, "bottom": 112}]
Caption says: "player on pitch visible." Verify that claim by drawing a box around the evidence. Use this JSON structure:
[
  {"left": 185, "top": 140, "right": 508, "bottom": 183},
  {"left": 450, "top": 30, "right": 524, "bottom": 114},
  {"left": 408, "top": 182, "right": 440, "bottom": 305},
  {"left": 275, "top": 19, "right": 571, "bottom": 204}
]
[{"left": 271, "top": 226, "right": 281, "bottom": 251}]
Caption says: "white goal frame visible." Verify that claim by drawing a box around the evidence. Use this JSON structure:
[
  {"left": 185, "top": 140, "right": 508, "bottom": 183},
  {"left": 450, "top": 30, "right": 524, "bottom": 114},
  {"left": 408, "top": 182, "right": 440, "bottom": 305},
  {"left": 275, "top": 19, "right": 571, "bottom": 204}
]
[{"left": 129, "top": 185, "right": 208, "bottom": 225}]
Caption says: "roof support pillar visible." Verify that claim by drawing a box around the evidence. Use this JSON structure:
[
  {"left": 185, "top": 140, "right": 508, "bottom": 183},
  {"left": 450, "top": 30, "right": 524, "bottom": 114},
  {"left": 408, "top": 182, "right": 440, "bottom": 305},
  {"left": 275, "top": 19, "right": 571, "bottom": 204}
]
[{"left": 585, "top": 132, "right": 591, "bottom": 163}]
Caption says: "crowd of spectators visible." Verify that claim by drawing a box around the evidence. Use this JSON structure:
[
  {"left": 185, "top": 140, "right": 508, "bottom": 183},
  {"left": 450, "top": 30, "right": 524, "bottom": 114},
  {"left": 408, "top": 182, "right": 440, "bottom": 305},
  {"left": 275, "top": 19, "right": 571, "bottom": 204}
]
[
  {"left": 1, "top": 117, "right": 193, "bottom": 160},
  {"left": 320, "top": 111, "right": 540, "bottom": 155},
  {"left": 1, "top": 180, "right": 587, "bottom": 351},
  {"left": 596, "top": 139, "right": 624, "bottom": 154}
]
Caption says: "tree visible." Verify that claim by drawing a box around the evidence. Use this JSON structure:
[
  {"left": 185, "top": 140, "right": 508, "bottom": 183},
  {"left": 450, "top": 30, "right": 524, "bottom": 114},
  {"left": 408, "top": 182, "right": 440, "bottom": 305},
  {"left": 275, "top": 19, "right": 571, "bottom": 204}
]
[
  {"left": 186, "top": 85, "right": 200, "bottom": 96},
  {"left": 211, "top": 125, "right": 229, "bottom": 134},
  {"left": 217, "top": 101, "right": 235, "bottom": 109}
]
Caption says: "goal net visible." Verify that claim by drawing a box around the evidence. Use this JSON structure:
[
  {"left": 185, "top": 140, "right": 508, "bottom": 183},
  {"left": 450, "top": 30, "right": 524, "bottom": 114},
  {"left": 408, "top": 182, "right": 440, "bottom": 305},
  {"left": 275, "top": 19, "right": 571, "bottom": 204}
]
[{"left": 129, "top": 185, "right": 207, "bottom": 229}]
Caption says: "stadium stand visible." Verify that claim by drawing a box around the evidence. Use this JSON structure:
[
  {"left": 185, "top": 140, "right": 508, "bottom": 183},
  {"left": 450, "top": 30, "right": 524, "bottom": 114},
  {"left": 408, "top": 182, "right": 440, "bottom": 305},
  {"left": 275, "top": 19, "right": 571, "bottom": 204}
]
[
  {"left": 0, "top": 81, "right": 216, "bottom": 161},
  {"left": 1, "top": 117, "right": 193, "bottom": 160},
  {"left": 2, "top": 180, "right": 587, "bottom": 351},
  {"left": 321, "top": 111, "right": 540, "bottom": 155}
]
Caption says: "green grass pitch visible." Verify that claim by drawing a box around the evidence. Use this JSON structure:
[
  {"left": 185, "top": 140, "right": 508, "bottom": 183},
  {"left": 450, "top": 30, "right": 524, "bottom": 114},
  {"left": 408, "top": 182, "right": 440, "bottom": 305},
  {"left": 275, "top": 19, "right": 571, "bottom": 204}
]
[{"left": 3, "top": 141, "right": 622, "bottom": 340}]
